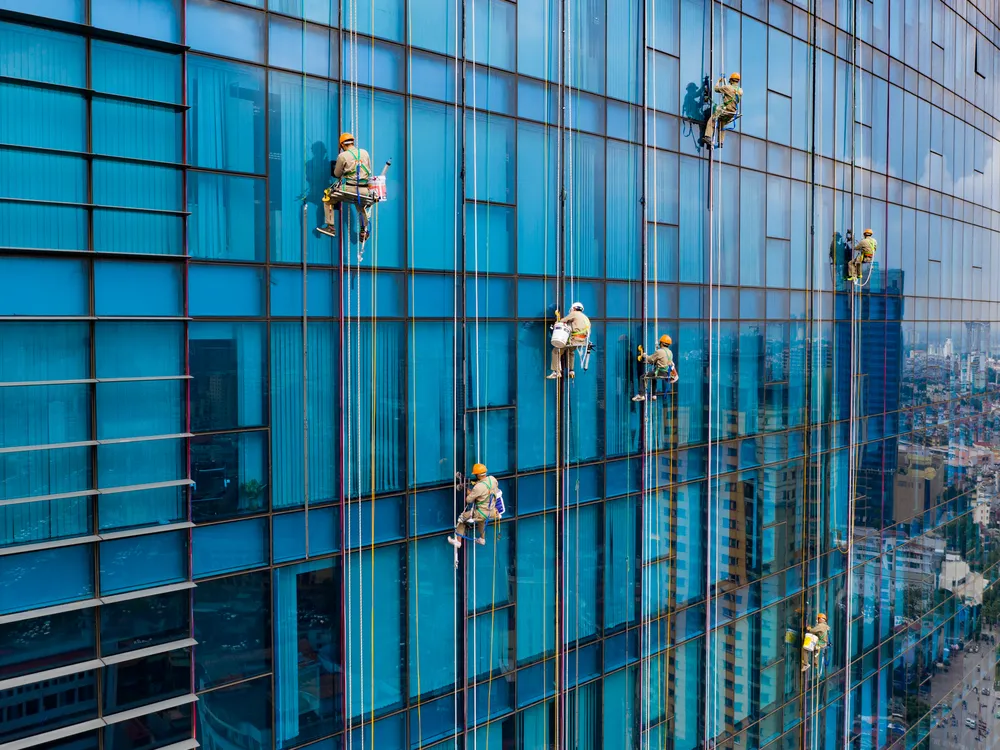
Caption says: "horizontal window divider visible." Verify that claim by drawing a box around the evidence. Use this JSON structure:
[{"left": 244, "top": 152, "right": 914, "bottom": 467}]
[
  {"left": 0, "top": 141, "right": 187, "bottom": 170},
  {"left": 97, "top": 375, "right": 192, "bottom": 383},
  {"left": 146, "top": 741, "right": 199, "bottom": 750},
  {"left": 0, "top": 8, "right": 189, "bottom": 52},
  {"left": 98, "top": 521, "right": 194, "bottom": 541},
  {"left": 103, "top": 693, "right": 198, "bottom": 726},
  {"left": 465, "top": 404, "right": 515, "bottom": 413},
  {"left": 93, "top": 204, "right": 192, "bottom": 217},
  {"left": 100, "top": 580, "right": 196, "bottom": 605},
  {"left": 0, "top": 378, "right": 97, "bottom": 387},
  {"left": 0, "top": 658, "right": 105, "bottom": 692},
  {"left": 98, "top": 479, "right": 193, "bottom": 495},
  {"left": 94, "top": 317, "right": 192, "bottom": 322},
  {"left": 0, "top": 75, "right": 188, "bottom": 111},
  {"left": 186, "top": 166, "right": 265, "bottom": 181},
  {"left": 0, "top": 717, "right": 106, "bottom": 750},
  {"left": 0, "top": 597, "right": 102, "bottom": 625},
  {"left": 0, "top": 439, "right": 98, "bottom": 454},
  {"left": 0, "top": 316, "right": 96, "bottom": 321},
  {"left": 96, "top": 432, "right": 193, "bottom": 445},
  {"left": 0, "top": 534, "right": 100, "bottom": 557},
  {"left": 0, "top": 489, "right": 99, "bottom": 508},
  {"left": 100, "top": 637, "right": 198, "bottom": 666}
]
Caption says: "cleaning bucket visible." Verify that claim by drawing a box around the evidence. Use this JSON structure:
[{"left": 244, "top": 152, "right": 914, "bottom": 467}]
[{"left": 550, "top": 322, "right": 571, "bottom": 349}]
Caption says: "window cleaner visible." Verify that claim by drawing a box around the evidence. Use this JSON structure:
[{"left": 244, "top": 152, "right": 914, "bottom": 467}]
[
  {"left": 448, "top": 463, "right": 504, "bottom": 550},
  {"left": 846, "top": 228, "right": 877, "bottom": 281},
  {"left": 801, "top": 613, "right": 831, "bottom": 673},
  {"left": 317, "top": 133, "right": 391, "bottom": 256},
  {"left": 547, "top": 302, "right": 592, "bottom": 380},
  {"left": 702, "top": 72, "right": 742, "bottom": 149},
  {"left": 632, "top": 334, "right": 678, "bottom": 402}
]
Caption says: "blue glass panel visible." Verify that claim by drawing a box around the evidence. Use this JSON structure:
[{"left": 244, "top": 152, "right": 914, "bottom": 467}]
[
  {"left": 190, "top": 265, "right": 265, "bottom": 317},
  {"left": 267, "top": 73, "right": 338, "bottom": 265},
  {"left": 343, "top": 496, "right": 405, "bottom": 547},
  {"left": 607, "top": 0, "right": 641, "bottom": 102},
  {"left": 0, "top": 321, "right": 88, "bottom": 383},
  {"left": 92, "top": 99, "right": 183, "bottom": 163},
  {"left": 409, "top": 694, "right": 460, "bottom": 747},
  {"left": 0, "top": 22, "right": 84, "bottom": 86},
  {"left": 0, "top": 83, "right": 85, "bottom": 150},
  {"left": 97, "top": 438, "right": 184, "bottom": 489},
  {"left": 270, "top": 322, "right": 341, "bottom": 504},
  {"left": 341, "top": 0, "right": 402, "bottom": 41},
  {"left": 465, "top": 66, "right": 514, "bottom": 115},
  {"left": 466, "top": 409, "right": 514, "bottom": 475},
  {"left": 517, "top": 0, "right": 559, "bottom": 80},
  {"left": 271, "top": 505, "right": 340, "bottom": 562},
  {"left": 189, "top": 172, "right": 267, "bottom": 261},
  {"left": 98, "top": 485, "right": 184, "bottom": 532},
  {"left": 102, "top": 648, "right": 190, "bottom": 713},
  {"left": 0, "top": 666, "right": 99, "bottom": 743},
  {"left": 466, "top": 0, "right": 514, "bottom": 70},
  {"left": 99, "top": 531, "right": 186, "bottom": 595},
  {"left": 410, "top": 322, "right": 456, "bottom": 486},
  {"left": 193, "top": 517, "right": 268, "bottom": 578},
  {"left": 410, "top": 100, "right": 458, "bottom": 270},
  {"left": 198, "top": 677, "right": 272, "bottom": 750},
  {"left": 194, "top": 570, "right": 271, "bottom": 689},
  {"left": 409, "top": 0, "right": 457, "bottom": 55},
  {"left": 516, "top": 122, "right": 558, "bottom": 276},
  {"left": 465, "top": 112, "right": 515, "bottom": 203},
  {"left": 269, "top": 19, "right": 333, "bottom": 78},
  {"left": 190, "top": 322, "right": 267, "bottom": 431},
  {"left": 0, "top": 383, "right": 90, "bottom": 449},
  {"left": 270, "top": 269, "right": 337, "bottom": 316},
  {"left": 94, "top": 210, "right": 184, "bottom": 256},
  {"left": 568, "top": 0, "right": 605, "bottom": 94},
  {"left": 342, "top": 36, "right": 403, "bottom": 90},
  {"left": 567, "top": 133, "right": 606, "bottom": 277},
  {"left": 0, "top": 493, "right": 91, "bottom": 547},
  {"left": 94, "top": 260, "right": 182, "bottom": 316},
  {"left": 465, "top": 203, "right": 514, "bottom": 274},
  {"left": 187, "top": 0, "right": 265, "bottom": 62},
  {"left": 0, "top": 149, "right": 85, "bottom": 203},
  {"left": 270, "top": 0, "right": 335, "bottom": 24},
  {"left": 410, "top": 50, "right": 458, "bottom": 102},
  {"left": 408, "top": 536, "right": 457, "bottom": 698},
  {"left": 0, "top": 544, "right": 94, "bottom": 615},
  {"left": 410, "top": 489, "right": 455, "bottom": 534},
  {"left": 94, "top": 161, "right": 183, "bottom": 212},
  {"left": 1, "top": 446, "right": 91, "bottom": 505},
  {"left": 0, "top": 0, "right": 83, "bottom": 22},
  {"left": 606, "top": 140, "right": 641, "bottom": 280},
  {"left": 0, "top": 203, "right": 87, "bottom": 251},
  {"left": 188, "top": 55, "right": 266, "bottom": 174},
  {"left": 91, "top": 41, "right": 182, "bottom": 103},
  {"left": 0, "top": 609, "right": 95, "bottom": 680},
  {"left": 91, "top": 0, "right": 181, "bottom": 44},
  {"left": 95, "top": 321, "right": 183, "bottom": 378},
  {"left": 516, "top": 514, "right": 555, "bottom": 660},
  {"left": 103, "top": 703, "right": 192, "bottom": 750},
  {"left": 192, "top": 431, "right": 268, "bottom": 522}
]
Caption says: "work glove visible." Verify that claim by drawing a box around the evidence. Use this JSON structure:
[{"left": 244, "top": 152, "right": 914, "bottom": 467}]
[{"left": 637, "top": 345, "right": 644, "bottom": 362}]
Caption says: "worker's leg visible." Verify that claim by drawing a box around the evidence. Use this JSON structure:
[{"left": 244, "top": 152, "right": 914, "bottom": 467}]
[
  {"left": 847, "top": 256, "right": 860, "bottom": 279},
  {"left": 717, "top": 114, "right": 733, "bottom": 147},
  {"left": 565, "top": 347, "right": 575, "bottom": 378},
  {"left": 633, "top": 372, "right": 652, "bottom": 401},
  {"left": 318, "top": 191, "right": 339, "bottom": 237},
  {"left": 702, "top": 114, "right": 716, "bottom": 145},
  {"left": 354, "top": 201, "right": 370, "bottom": 242}
]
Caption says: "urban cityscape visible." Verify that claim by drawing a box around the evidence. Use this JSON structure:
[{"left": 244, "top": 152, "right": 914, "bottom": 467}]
[{"left": 1, "top": 0, "right": 1000, "bottom": 748}]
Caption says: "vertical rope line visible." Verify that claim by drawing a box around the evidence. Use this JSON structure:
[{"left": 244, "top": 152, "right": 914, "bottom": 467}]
[
  {"left": 451, "top": 0, "right": 461, "bottom": 737},
  {"left": 704, "top": 0, "right": 716, "bottom": 745}
]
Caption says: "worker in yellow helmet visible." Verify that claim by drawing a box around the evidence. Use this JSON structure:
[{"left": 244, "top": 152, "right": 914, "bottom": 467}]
[
  {"left": 702, "top": 72, "right": 742, "bottom": 149},
  {"left": 448, "top": 463, "right": 504, "bottom": 549},
  {"left": 801, "top": 613, "right": 830, "bottom": 672},
  {"left": 632, "top": 334, "right": 678, "bottom": 402},
  {"left": 847, "top": 228, "right": 877, "bottom": 281},
  {"left": 317, "top": 132, "right": 374, "bottom": 243}
]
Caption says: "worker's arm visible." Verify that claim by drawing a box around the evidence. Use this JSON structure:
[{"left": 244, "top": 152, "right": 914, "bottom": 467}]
[{"left": 466, "top": 481, "right": 489, "bottom": 503}]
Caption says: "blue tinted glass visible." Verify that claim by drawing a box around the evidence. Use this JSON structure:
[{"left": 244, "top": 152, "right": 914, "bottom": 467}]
[
  {"left": 0, "top": 84, "right": 85, "bottom": 151},
  {"left": 0, "top": 0, "right": 83, "bottom": 22},
  {"left": 271, "top": 505, "right": 340, "bottom": 562},
  {"left": 102, "top": 648, "right": 190, "bottom": 713},
  {"left": 410, "top": 100, "right": 458, "bottom": 270},
  {"left": 0, "top": 22, "right": 84, "bottom": 85},
  {"left": 341, "top": 0, "right": 402, "bottom": 41},
  {"left": 96, "top": 380, "right": 183, "bottom": 439},
  {"left": 92, "top": 99, "right": 182, "bottom": 163},
  {"left": 100, "top": 589, "right": 189, "bottom": 655},
  {"left": 97, "top": 438, "right": 184, "bottom": 489},
  {"left": 191, "top": 431, "right": 269, "bottom": 522},
  {"left": 91, "top": 41, "right": 181, "bottom": 102},
  {"left": 0, "top": 493, "right": 91, "bottom": 547},
  {"left": 99, "top": 531, "right": 187, "bottom": 595},
  {"left": 0, "top": 256, "right": 87, "bottom": 316},
  {"left": 0, "top": 544, "right": 95, "bottom": 615},
  {"left": 273, "top": 560, "right": 340, "bottom": 746},
  {"left": 0, "top": 384, "right": 90, "bottom": 449},
  {"left": 190, "top": 322, "right": 267, "bottom": 432},
  {"left": 270, "top": 0, "right": 335, "bottom": 24},
  {"left": 188, "top": 56, "right": 266, "bottom": 174},
  {"left": 103, "top": 703, "right": 192, "bottom": 750},
  {"left": 187, "top": 0, "right": 265, "bottom": 62},
  {"left": 194, "top": 570, "right": 271, "bottom": 689},
  {"left": 341, "top": 37, "right": 403, "bottom": 90},
  {"left": 269, "top": 18, "right": 332, "bottom": 77},
  {"left": 192, "top": 517, "right": 269, "bottom": 578},
  {"left": 465, "top": 203, "right": 514, "bottom": 274},
  {"left": 91, "top": 0, "right": 180, "bottom": 44},
  {"left": 0, "top": 149, "right": 85, "bottom": 203},
  {"left": 94, "top": 260, "right": 182, "bottom": 317},
  {"left": 0, "top": 322, "right": 89, "bottom": 382},
  {"left": 198, "top": 677, "right": 272, "bottom": 750},
  {"left": 0, "top": 609, "right": 95, "bottom": 680},
  {"left": 188, "top": 172, "right": 267, "bottom": 261},
  {"left": 189, "top": 265, "right": 266, "bottom": 317},
  {"left": 0, "top": 667, "right": 99, "bottom": 743},
  {"left": 98, "top": 485, "right": 185, "bottom": 532},
  {"left": 270, "top": 269, "right": 337, "bottom": 316},
  {"left": 95, "top": 321, "right": 184, "bottom": 378}
]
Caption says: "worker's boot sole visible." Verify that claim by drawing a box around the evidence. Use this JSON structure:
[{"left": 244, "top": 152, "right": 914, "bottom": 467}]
[{"left": 317, "top": 226, "right": 337, "bottom": 238}]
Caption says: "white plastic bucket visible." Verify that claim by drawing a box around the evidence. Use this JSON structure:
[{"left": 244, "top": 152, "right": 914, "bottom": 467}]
[
  {"left": 551, "top": 322, "right": 571, "bottom": 349},
  {"left": 370, "top": 175, "right": 387, "bottom": 201}
]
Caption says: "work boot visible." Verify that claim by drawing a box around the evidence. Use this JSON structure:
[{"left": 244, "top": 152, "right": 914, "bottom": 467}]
[
  {"left": 801, "top": 663, "right": 810, "bottom": 673},
  {"left": 317, "top": 224, "right": 336, "bottom": 238},
  {"left": 447, "top": 536, "right": 462, "bottom": 549},
  {"left": 475, "top": 537, "right": 486, "bottom": 546},
  {"left": 359, "top": 227, "right": 370, "bottom": 243},
  {"left": 632, "top": 394, "right": 645, "bottom": 402},
  {"left": 568, "top": 372, "right": 575, "bottom": 379},
  {"left": 650, "top": 395, "right": 658, "bottom": 401},
  {"left": 546, "top": 371, "right": 561, "bottom": 379}
]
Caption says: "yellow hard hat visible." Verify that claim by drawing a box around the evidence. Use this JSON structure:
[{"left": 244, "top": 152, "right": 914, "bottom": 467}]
[
  {"left": 863, "top": 228, "right": 873, "bottom": 236},
  {"left": 339, "top": 132, "right": 355, "bottom": 147},
  {"left": 729, "top": 72, "right": 741, "bottom": 81},
  {"left": 472, "top": 463, "right": 487, "bottom": 476},
  {"left": 659, "top": 334, "right": 672, "bottom": 346},
  {"left": 817, "top": 613, "right": 827, "bottom": 621}
]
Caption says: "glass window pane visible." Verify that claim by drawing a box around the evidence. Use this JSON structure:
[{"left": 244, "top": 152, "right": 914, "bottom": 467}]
[
  {"left": 191, "top": 431, "right": 269, "bottom": 522},
  {"left": 102, "top": 648, "right": 191, "bottom": 714},
  {"left": 99, "top": 531, "right": 187, "bottom": 596},
  {"left": 188, "top": 172, "right": 267, "bottom": 261},
  {"left": 0, "top": 544, "right": 95, "bottom": 615},
  {"left": 190, "top": 322, "right": 267, "bottom": 432},
  {"left": 187, "top": 0, "right": 265, "bottom": 62},
  {"left": 198, "top": 677, "right": 272, "bottom": 750},
  {"left": 91, "top": 0, "right": 181, "bottom": 44},
  {"left": 100, "top": 589, "right": 190, "bottom": 656},
  {"left": 0, "top": 609, "right": 96, "bottom": 680}
]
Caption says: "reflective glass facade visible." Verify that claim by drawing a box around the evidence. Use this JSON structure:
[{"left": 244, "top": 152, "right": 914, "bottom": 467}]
[{"left": 1, "top": 0, "right": 1000, "bottom": 748}]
